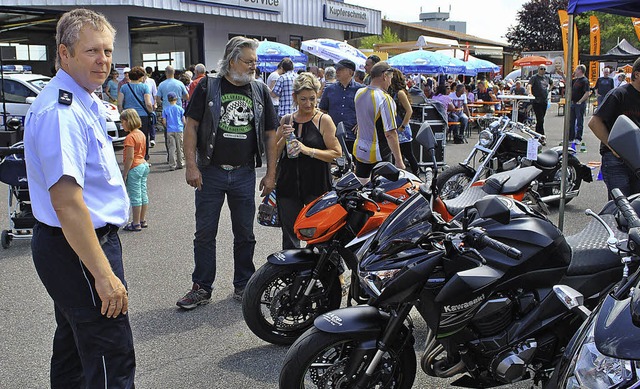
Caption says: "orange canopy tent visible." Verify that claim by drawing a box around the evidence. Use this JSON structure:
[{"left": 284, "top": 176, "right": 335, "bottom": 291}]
[{"left": 513, "top": 55, "right": 553, "bottom": 67}]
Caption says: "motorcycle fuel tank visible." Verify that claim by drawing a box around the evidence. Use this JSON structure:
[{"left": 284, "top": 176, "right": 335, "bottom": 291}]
[{"left": 468, "top": 198, "right": 571, "bottom": 277}]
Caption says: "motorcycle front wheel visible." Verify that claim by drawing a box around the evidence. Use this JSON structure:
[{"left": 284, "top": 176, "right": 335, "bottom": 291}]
[
  {"left": 436, "top": 165, "right": 476, "bottom": 200},
  {"left": 280, "top": 327, "right": 416, "bottom": 389},
  {"left": 242, "top": 263, "right": 342, "bottom": 346}
]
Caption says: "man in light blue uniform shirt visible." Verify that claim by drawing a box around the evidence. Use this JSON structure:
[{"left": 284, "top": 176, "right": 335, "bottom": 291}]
[{"left": 23, "top": 9, "right": 135, "bottom": 388}]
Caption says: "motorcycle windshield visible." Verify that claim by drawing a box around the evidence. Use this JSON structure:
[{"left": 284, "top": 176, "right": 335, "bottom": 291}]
[
  {"left": 362, "top": 194, "right": 433, "bottom": 262},
  {"left": 305, "top": 191, "right": 338, "bottom": 217},
  {"left": 335, "top": 172, "right": 361, "bottom": 193}
]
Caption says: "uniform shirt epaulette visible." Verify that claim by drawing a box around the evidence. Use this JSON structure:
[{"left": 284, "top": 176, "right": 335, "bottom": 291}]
[{"left": 58, "top": 89, "right": 73, "bottom": 106}]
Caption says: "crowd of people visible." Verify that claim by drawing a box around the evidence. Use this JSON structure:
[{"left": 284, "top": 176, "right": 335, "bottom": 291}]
[{"left": 20, "top": 7, "right": 640, "bottom": 387}]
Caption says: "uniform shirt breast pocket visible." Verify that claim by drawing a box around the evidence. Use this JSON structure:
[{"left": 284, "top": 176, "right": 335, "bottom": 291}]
[{"left": 91, "top": 124, "right": 115, "bottom": 181}]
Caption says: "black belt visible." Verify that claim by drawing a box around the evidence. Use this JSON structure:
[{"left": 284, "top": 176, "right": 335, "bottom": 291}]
[{"left": 37, "top": 221, "right": 119, "bottom": 240}]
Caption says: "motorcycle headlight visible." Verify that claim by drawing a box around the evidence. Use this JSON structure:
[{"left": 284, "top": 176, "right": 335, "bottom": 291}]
[
  {"left": 478, "top": 130, "right": 494, "bottom": 147},
  {"left": 359, "top": 269, "right": 401, "bottom": 296},
  {"left": 564, "top": 322, "right": 640, "bottom": 388},
  {"left": 298, "top": 227, "right": 317, "bottom": 238}
]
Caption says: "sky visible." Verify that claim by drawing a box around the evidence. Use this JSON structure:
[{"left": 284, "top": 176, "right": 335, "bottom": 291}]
[{"left": 345, "top": 0, "right": 529, "bottom": 44}]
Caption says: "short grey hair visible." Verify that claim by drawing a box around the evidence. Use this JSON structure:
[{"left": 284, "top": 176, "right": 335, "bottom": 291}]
[
  {"left": 194, "top": 63, "right": 206, "bottom": 75},
  {"left": 56, "top": 8, "right": 116, "bottom": 70},
  {"left": 218, "top": 36, "right": 259, "bottom": 77},
  {"left": 324, "top": 66, "right": 336, "bottom": 80}
]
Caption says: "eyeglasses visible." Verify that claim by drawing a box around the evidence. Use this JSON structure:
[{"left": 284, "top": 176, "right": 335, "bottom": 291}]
[
  {"left": 539, "top": 67, "right": 546, "bottom": 71},
  {"left": 237, "top": 58, "right": 257, "bottom": 67}
]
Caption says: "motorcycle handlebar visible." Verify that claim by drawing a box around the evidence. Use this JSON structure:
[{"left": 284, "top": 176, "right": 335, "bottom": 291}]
[
  {"left": 467, "top": 227, "right": 522, "bottom": 259},
  {"left": 370, "top": 187, "right": 403, "bottom": 205},
  {"left": 612, "top": 188, "right": 640, "bottom": 229},
  {"left": 0, "top": 147, "right": 24, "bottom": 157},
  {"left": 479, "top": 234, "right": 523, "bottom": 259}
]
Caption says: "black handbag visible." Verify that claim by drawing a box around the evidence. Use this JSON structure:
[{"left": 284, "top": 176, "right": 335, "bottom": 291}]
[{"left": 127, "top": 83, "right": 156, "bottom": 126}]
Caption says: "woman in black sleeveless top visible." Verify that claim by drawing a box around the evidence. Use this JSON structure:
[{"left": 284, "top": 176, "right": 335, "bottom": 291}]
[{"left": 276, "top": 73, "right": 342, "bottom": 249}]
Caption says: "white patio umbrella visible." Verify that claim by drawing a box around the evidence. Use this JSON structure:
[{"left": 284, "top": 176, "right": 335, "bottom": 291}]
[{"left": 301, "top": 39, "right": 367, "bottom": 70}]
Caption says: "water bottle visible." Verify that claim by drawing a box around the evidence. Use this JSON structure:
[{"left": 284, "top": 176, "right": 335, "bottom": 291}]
[{"left": 286, "top": 131, "right": 299, "bottom": 158}]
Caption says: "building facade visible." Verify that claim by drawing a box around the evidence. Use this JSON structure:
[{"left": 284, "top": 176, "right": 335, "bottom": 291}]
[{"left": 0, "top": 0, "right": 380, "bottom": 75}]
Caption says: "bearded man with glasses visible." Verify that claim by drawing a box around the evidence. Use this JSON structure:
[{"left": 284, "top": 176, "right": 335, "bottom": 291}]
[{"left": 178, "top": 36, "right": 279, "bottom": 308}]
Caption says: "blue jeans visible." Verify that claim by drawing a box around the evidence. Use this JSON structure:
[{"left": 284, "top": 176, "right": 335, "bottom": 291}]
[
  {"left": 569, "top": 102, "right": 586, "bottom": 141},
  {"left": 601, "top": 151, "right": 640, "bottom": 199},
  {"left": 192, "top": 165, "right": 256, "bottom": 291}
]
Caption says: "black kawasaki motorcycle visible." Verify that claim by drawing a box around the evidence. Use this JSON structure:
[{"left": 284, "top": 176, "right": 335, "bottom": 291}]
[
  {"left": 279, "top": 127, "right": 630, "bottom": 388},
  {"left": 437, "top": 116, "right": 592, "bottom": 205},
  {"left": 546, "top": 115, "right": 640, "bottom": 389}
]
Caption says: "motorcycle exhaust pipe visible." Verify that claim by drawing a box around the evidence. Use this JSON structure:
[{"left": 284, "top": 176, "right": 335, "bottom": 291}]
[
  {"left": 420, "top": 342, "right": 467, "bottom": 378},
  {"left": 539, "top": 190, "right": 579, "bottom": 204}
]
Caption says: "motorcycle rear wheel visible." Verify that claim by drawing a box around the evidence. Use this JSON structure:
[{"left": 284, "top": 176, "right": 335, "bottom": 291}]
[
  {"left": 436, "top": 165, "right": 476, "bottom": 200},
  {"left": 543, "top": 157, "right": 582, "bottom": 206},
  {"left": 242, "top": 263, "right": 342, "bottom": 346},
  {"left": 280, "top": 327, "right": 416, "bottom": 389}
]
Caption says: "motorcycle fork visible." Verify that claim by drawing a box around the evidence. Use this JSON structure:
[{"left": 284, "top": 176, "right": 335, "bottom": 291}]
[
  {"left": 293, "top": 241, "right": 339, "bottom": 310},
  {"left": 349, "top": 303, "right": 414, "bottom": 389},
  {"left": 465, "top": 132, "right": 508, "bottom": 187}
]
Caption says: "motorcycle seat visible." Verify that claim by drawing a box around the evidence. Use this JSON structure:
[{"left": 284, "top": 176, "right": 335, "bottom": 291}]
[
  {"left": 483, "top": 166, "right": 541, "bottom": 194},
  {"left": 565, "top": 214, "right": 625, "bottom": 276},
  {"left": 533, "top": 149, "right": 559, "bottom": 169},
  {"left": 443, "top": 185, "right": 487, "bottom": 217}
]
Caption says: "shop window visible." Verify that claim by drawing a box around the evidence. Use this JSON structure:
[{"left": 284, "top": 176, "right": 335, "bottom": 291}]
[
  {"left": 143, "top": 51, "right": 186, "bottom": 71},
  {"left": 0, "top": 43, "right": 47, "bottom": 61},
  {"left": 289, "top": 35, "right": 302, "bottom": 51},
  {"left": 228, "top": 34, "right": 277, "bottom": 43}
]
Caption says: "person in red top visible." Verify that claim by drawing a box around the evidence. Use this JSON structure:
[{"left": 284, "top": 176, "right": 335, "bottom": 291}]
[
  {"left": 121, "top": 108, "right": 150, "bottom": 231},
  {"left": 188, "top": 63, "right": 206, "bottom": 100}
]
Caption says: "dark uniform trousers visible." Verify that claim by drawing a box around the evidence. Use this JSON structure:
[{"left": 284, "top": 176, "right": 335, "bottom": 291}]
[{"left": 32, "top": 222, "right": 136, "bottom": 388}]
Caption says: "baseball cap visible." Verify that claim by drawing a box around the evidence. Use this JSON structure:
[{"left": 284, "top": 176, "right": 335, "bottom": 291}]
[
  {"left": 335, "top": 59, "right": 356, "bottom": 72},
  {"left": 167, "top": 92, "right": 178, "bottom": 100},
  {"left": 123, "top": 67, "right": 131, "bottom": 73}
]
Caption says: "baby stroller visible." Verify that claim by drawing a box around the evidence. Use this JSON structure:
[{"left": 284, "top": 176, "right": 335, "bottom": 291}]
[{"left": 0, "top": 142, "right": 35, "bottom": 249}]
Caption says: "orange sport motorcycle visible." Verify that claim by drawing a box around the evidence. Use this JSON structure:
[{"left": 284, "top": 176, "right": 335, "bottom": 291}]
[{"left": 242, "top": 165, "right": 422, "bottom": 346}]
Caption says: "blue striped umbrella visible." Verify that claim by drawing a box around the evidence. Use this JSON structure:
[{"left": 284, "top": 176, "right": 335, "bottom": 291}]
[
  {"left": 301, "top": 39, "right": 367, "bottom": 70},
  {"left": 388, "top": 49, "right": 468, "bottom": 75},
  {"left": 257, "top": 40, "right": 307, "bottom": 65}
]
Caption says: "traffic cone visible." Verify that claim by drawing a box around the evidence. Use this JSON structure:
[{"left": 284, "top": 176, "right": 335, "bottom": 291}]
[{"left": 579, "top": 142, "right": 587, "bottom": 153}]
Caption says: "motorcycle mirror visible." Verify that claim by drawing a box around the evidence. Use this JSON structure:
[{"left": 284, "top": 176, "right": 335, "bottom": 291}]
[
  {"left": 473, "top": 196, "right": 511, "bottom": 225},
  {"left": 553, "top": 285, "right": 591, "bottom": 319},
  {"left": 608, "top": 115, "right": 640, "bottom": 179},
  {"left": 334, "top": 122, "right": 353, "bottom": 172},
  {"left": 415, "top": 121, "right": 436, "bottom": 150},
  {"left": 371, "top": 162, "right": 400, "bottom": 182},
  {"left": 335, "top": 122, "right": 345, "bottom": 140},
  {"left": 631, "top": 279, "right": 640, "bottom": 327}
]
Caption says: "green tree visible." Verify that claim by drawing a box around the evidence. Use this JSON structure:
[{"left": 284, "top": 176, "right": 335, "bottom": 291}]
[
  {"left": 359, "top": 27, "right": 401, "bottom": 50},
  {"left": 506, "top": 0, "right": 568, "bottom": 51},
  {"left": 576, "top": 12, "right": 638, "bottom": 54}
]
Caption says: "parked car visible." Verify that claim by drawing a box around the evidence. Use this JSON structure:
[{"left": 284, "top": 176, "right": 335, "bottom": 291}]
[{"left": 0, "top": 65, "right": 125, "bottom": 143}]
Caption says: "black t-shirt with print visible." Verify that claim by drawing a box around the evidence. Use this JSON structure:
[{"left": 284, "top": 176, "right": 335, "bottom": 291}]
[
  {"left": 595, "top": 83, "right": 640, "bottom": 154},
  {"left": 187, "top": 77, "right": 257, "bottom": 166}
]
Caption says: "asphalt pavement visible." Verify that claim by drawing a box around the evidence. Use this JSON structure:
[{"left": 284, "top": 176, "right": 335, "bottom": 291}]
[{"left": 0, "top": 103, "right": 609, "bottom": 388}]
